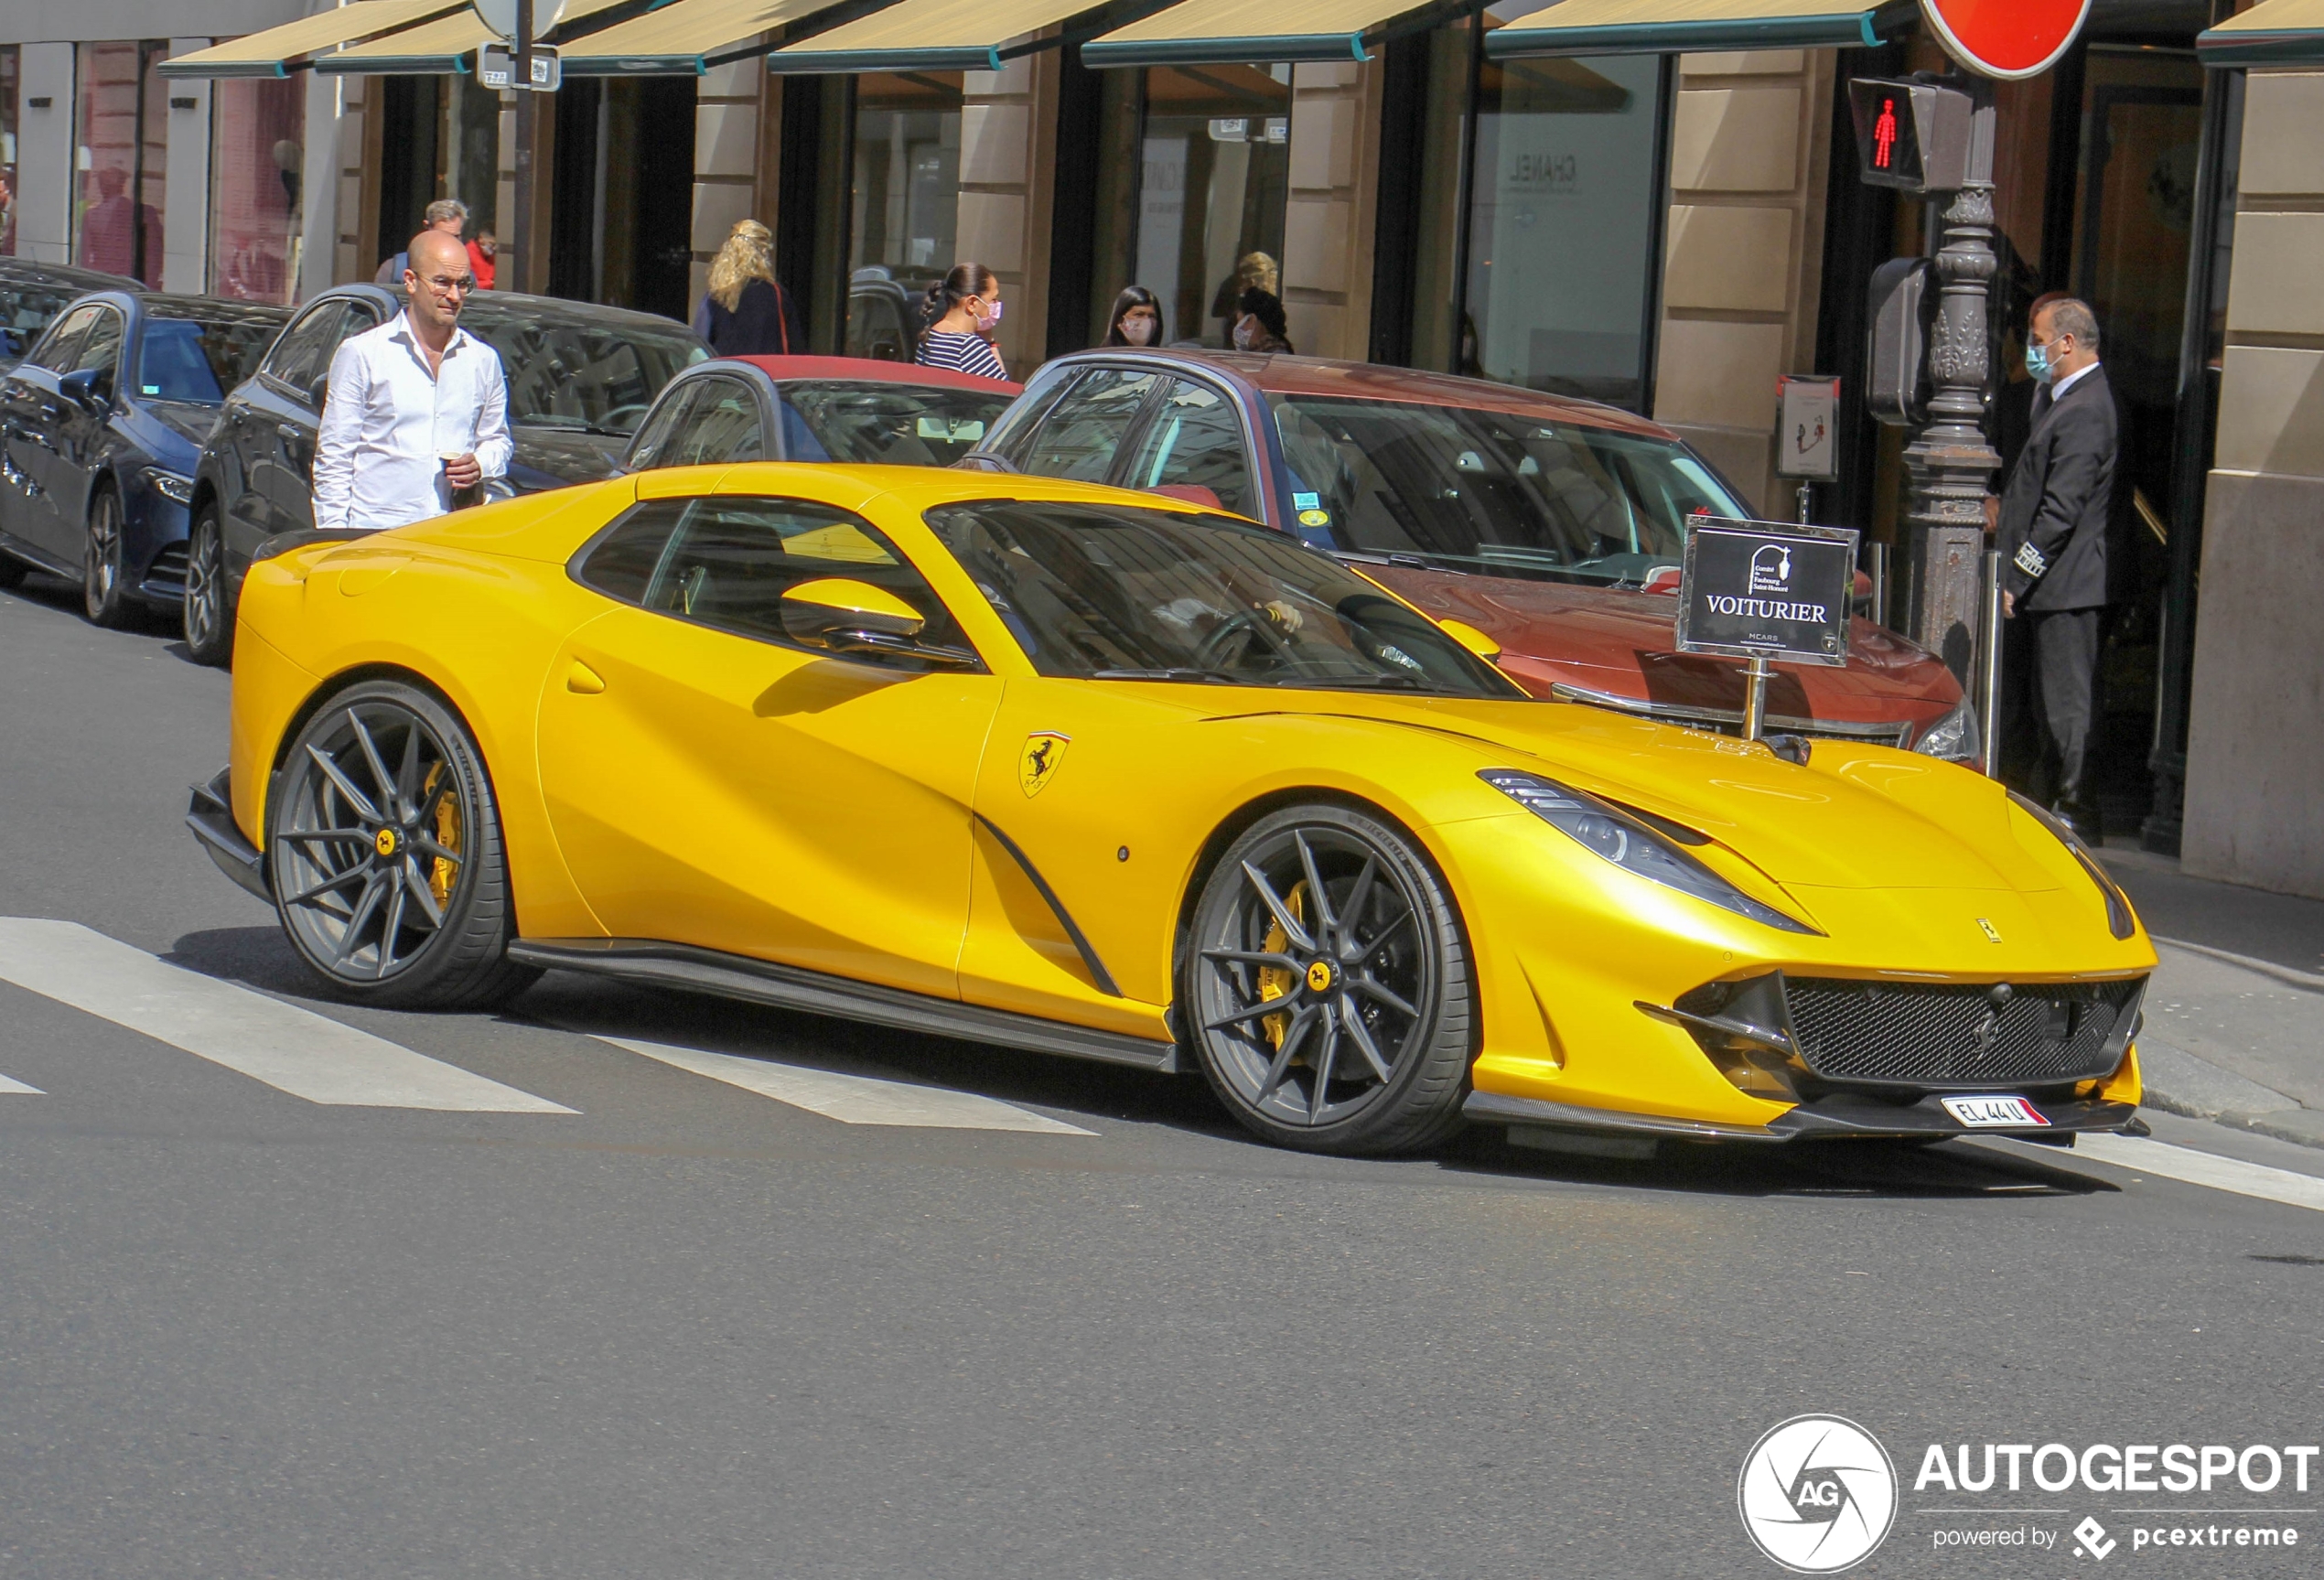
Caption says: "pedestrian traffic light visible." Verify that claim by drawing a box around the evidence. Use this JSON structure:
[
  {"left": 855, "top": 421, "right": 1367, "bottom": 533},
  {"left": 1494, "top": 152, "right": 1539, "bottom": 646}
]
[{"left": 1847, "top": 79, "right": 1973, "bottom": 193}]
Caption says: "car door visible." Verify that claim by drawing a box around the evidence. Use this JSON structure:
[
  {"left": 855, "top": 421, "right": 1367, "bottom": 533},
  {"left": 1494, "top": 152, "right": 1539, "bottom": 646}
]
[
  {"left": 1115, "top": 376, "right": 1261, "bottom": 519},
  {"left": 535, "top": 489, "right": 1003, "bottom": 998},
  {"left": 1000, "top": 366, "right": 1162, "bottom": 485},
  {"left": 0, "top": 303, "right": 95, "bottom": 559},
  {"left": 251, "top": 299, "right": 379, "bottom": 542},
  {"left": 222, "top": 300, "right": 338, "bottom": 548},
  {"left": 26, "top": 303, "right": 124, "bottom": 561}
]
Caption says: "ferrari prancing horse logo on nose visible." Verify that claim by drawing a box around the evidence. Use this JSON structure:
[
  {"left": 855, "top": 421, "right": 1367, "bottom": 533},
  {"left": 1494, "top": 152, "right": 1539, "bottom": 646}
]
[{"left": 1020, "top": 733, "right": 1071, "bottom": 797}]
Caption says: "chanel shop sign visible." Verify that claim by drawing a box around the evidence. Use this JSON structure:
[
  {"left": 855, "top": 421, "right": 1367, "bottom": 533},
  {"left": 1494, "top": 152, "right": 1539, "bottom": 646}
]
[{"left": 1676, "top": 519, "right": 1859, "bottom": 667}]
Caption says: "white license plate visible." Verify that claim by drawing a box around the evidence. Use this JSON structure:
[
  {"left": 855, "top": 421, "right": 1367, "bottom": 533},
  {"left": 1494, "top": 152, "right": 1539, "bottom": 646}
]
[{"left": 1941, "top": 1095, "right": 2051, "bottom": 1129}]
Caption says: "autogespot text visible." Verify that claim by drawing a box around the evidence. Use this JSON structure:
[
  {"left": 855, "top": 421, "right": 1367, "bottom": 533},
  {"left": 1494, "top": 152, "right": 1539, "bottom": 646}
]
[{"left": 1914, "top": 1442, "right": 2319, "bottom": 1493}]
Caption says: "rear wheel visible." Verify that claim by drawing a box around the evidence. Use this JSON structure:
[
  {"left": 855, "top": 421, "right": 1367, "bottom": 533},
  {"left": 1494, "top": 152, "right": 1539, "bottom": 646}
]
[
  {"left": 1182, "top": 803, "right": 1474, "bottom": 1155},
  {"left": 82, "top": 487, "right": 130, "bottom": 628},
  {"left": 182, "top": 503, "right": 232, "bottom": 665},
  {"left": 268, "top": 680, "right": 539, "bottom": 1010}
]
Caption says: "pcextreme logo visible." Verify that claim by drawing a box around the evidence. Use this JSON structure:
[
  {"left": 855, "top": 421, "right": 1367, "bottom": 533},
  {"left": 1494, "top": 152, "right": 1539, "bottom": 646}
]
[{"left": 1738, "top": 1414, "right": 1899, "bottom": 1573}]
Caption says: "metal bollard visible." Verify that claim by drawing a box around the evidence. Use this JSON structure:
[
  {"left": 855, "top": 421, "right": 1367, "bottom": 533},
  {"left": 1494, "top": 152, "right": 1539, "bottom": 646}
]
[
  {"left": 1976, "top": 548, "right": 2004, "bottom": 777},
  {"left": 1867, "top": 542, "right": 1888, "bottom": 631}
]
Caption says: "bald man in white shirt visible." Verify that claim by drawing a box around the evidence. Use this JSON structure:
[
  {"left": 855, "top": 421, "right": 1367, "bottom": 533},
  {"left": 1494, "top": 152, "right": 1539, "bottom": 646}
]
[{"left": 313, "top": 229, "right": 511, "bottom": 532}]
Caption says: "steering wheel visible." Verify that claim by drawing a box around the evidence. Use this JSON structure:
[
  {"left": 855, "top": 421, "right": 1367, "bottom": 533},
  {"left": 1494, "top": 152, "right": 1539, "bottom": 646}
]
[{"left": 1192, "top": 608, "right": 1275, "bottom": 672}]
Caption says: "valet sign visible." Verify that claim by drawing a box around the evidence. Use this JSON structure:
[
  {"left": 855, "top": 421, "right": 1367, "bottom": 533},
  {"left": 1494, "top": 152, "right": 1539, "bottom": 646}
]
[{"left": 1676, "top": 519, "right": 1857, "bottom": 667}]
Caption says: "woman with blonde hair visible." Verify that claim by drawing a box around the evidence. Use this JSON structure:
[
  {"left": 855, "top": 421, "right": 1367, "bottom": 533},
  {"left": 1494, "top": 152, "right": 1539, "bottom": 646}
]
[{"left": 692, "top": 218, "right": 804, "bottom": 356}]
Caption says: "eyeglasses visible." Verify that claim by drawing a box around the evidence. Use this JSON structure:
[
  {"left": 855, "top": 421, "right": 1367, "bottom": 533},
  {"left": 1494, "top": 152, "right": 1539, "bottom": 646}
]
[{"left": 420, "top": 275, "right": 476, "bottom": 294}]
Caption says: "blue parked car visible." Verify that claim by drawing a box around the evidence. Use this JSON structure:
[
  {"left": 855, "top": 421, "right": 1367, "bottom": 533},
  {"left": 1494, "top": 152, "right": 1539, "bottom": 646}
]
[{"left": 0, "top": 290, "right": 286, "bottom": 626}]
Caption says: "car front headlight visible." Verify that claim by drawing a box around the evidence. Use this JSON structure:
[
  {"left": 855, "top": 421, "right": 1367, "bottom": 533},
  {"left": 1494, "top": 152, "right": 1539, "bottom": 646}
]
[
  {"left": 1479, "top": 769, "right": 1818, "bottom": 934},
  {"left": 1911, "top": 694, "right": 1982, "bottom": 763},
  {"left": 144, "top": 468, "right": 195, "bottom": 504}
]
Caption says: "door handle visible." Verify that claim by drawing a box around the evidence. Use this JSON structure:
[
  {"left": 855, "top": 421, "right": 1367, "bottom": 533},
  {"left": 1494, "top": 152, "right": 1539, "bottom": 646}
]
[
  {"left": 276, "top": 423, "right": 303, "bottom": 441},
  {"left": 565, "top": 660, "right": 607, "bottom": 694}
]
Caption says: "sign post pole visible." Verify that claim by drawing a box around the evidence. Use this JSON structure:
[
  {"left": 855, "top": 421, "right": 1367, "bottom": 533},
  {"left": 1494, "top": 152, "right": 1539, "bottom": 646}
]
[{"left": 511, "top": 0, "right": 537, "bottom": 292}]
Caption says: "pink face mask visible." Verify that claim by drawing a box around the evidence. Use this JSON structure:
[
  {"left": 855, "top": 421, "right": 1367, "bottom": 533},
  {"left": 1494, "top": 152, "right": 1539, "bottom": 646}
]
[
  {"left": 976, "top": 298, "right": 1004, "bottom": 333},
  {"left": 1121, "top": 317, "right": 1156, "bottom": 345}
]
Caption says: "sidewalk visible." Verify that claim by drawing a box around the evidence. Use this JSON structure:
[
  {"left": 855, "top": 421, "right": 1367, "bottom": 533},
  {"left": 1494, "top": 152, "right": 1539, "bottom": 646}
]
[{"left": 2100, "top": 844, "right": 2324, "bottom": 1149}]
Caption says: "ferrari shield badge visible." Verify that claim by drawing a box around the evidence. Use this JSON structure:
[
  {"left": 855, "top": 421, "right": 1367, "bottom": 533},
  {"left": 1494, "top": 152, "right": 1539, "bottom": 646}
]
[{"left": 1019, "top": 733, "right": 1071, "bottom": 797}]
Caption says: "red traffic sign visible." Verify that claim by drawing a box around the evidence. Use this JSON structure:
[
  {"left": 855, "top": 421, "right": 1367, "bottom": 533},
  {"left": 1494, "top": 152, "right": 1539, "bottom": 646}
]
[{"left": 1921, "top": 0, "right": 2091, "bottom": 80}]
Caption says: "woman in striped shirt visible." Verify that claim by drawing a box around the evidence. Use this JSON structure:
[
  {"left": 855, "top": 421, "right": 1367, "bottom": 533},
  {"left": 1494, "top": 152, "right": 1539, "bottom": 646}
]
[{"left": 914, "top": 262, "right": 1008, "bottom": 381}]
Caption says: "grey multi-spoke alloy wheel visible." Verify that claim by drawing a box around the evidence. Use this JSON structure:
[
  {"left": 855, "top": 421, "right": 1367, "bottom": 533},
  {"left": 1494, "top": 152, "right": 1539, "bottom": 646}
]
[
  {"left": 82, "top": 487, "right": 130, "bottom": 628},
  {"left": 1183, "top": 803, "right": 1474, "bottom": 1155},
  {"left": 269, "top": 681, "right": 538, "bottom": 1010},
  {"left": 182, "top": 504, "right": 231, "bottom": 665}
]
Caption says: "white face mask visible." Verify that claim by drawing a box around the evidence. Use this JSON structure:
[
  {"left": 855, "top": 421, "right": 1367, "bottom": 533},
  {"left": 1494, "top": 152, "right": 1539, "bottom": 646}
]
[
  {"left": 1121, "top": 316, "right": 1156, "bottom": 345},
  {"left": 1232, "top": 318, "right": 1258, "bottom": 351}
]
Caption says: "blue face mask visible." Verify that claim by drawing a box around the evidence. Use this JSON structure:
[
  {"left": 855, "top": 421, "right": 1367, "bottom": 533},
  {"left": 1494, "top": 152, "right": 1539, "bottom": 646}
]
[{"left": 2025, "top": 339, "right": 2055, "bottom": 384}]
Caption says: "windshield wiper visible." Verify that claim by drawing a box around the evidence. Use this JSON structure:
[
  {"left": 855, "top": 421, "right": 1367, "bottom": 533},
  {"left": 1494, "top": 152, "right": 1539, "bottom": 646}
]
[
  {"left": 1089, "top": 667, "right": 1240, "bottom": 683},
  {"left": 518, "top": 415, "right": 629, "bottom": 438}
]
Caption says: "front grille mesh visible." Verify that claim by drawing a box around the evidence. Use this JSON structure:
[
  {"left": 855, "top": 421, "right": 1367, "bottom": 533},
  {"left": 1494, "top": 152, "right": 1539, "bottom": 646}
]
[{"left": 1784, "top": 976, "right": 2144, "bottom": 1088}]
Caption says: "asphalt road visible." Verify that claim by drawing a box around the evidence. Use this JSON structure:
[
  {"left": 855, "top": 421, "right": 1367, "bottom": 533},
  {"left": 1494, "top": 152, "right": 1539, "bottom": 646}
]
[{"left": 4, "top": 572, "right": 2321, "bottom": 1580}]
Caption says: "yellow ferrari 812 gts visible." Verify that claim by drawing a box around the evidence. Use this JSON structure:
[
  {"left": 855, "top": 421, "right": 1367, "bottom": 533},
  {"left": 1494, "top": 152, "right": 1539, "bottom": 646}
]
[{"left": 188, "top": 466, "right": 2155, "bottom": 1155}]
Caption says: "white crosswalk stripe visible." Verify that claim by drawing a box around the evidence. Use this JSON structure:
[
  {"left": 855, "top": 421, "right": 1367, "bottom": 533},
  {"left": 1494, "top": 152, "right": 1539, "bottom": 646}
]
[
  {"left": 0, "top": 918, "right": 574, "bottom": 1112},
  {"left": 2067, "top": 1132, "right": 2324, "bottom": 1215},
  {"left": 0, "top": 1071, "right": 41, "bottom": 1094},
  {"left": 597, "top": 1034, "right": 1096, "bottom": 1134}
]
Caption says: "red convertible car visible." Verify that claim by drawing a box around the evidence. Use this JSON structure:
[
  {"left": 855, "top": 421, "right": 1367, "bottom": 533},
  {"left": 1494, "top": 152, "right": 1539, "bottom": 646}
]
[
  {"left": 969, "top": 351, "right": 1974, "bottom": 758},
  {"left": 622, "top": 354, "right": 1017, "bottom": 471}
]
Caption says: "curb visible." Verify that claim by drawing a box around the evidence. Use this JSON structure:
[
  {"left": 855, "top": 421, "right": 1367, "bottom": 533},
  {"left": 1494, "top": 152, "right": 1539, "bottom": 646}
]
[{"left": 2137, "top": 1037, "right": 2323, "bottom": 1153}]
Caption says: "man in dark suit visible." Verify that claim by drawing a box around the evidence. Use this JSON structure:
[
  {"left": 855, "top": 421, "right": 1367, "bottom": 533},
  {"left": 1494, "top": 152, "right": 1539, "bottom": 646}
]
[{"left": 1996, "top": 296, "right": 2114, "bottom": 838}]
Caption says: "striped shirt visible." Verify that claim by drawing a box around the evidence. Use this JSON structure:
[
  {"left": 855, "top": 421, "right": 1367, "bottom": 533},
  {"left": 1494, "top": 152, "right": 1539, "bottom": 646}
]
[{"left": 915, "top": 328, "right": 1006, "bottom": 381}]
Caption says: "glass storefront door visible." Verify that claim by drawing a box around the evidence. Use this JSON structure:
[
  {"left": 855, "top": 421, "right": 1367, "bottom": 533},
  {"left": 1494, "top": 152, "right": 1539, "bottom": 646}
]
[
  {"left": 1135, "top": 65, "right": 1291, "bottom": 349},
  {"left": 210, "top": 77, "right": 305, "bottom": 305},
  {"left": 73, "top": 41, "right": 168, "bottom": 286},
  {"left": 845, "top": 70, "right": 963, "bottom": 360}
]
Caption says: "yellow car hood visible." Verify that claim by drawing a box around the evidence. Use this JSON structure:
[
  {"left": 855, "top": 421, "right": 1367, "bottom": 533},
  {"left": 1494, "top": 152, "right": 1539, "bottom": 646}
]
[{"left": 1206, "top": 692, "right": 2062, "bottom": 896}]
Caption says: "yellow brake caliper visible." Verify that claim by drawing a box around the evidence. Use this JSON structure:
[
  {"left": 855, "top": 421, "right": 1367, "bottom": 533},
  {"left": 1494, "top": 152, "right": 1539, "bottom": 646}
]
[
  {"left": 420, "top": 763, "right": 463, "bottom": 905},
  {"left": 1254, "top": 883, "right": 1307, "bottom": 1052}
]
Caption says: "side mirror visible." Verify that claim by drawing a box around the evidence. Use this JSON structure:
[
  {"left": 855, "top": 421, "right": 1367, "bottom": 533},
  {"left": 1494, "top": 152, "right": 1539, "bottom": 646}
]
[
  {"left": 1436, "top": 618, "right": 1501, "bottom": 661},
  {"left": 59, "top": 367, "right": 110, "bottom": 413},
  {"left": 780, "top": 577, "right": 974, "bottom": 668}
]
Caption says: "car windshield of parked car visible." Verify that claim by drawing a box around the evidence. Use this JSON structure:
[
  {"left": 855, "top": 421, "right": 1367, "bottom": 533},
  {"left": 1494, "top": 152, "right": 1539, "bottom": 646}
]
[
  {"left": 463, "top": 310, "right": 707, "bottom": 436},
  {"left": 927, "top": 499, "right": 1516, "bottom": 695},
  {"left": 1267, "top": 394, "right": 1748, "bottom": 588},
  {"left": 2, "top": 283, "right": 83, "bottom": 354},
  {"left": 136, "top": 312, "right": 281, "bottom": 403},
  {"left": 781, "top": 382, "right": 1014, "bottom": 466}
]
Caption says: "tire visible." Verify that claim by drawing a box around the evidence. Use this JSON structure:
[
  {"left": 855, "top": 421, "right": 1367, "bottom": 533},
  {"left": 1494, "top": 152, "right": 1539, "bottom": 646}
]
[
  {"left": 268, "top": 679, "right": 540, "bottom": 1010},
  {"left": 182, "top": 502, "right": 233, "bottom": 666},
  {"left": 82, "top": 486, "right": 131, "bottom": 628},
  {"left": 1181, "top": 802, "right": 1475, "bottom": 1155}
]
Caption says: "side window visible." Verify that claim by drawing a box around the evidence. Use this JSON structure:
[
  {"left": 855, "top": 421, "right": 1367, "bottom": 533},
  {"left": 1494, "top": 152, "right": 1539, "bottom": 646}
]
[
  {"left": 260, "top": 303, "right": 345, "bottom": 403},
  {"left": 985, "top": 370, "right": 1075, "bottom": 462},
  {"left": 70, "top": 308, "right": 124, "bottom": 392},
  {"left": 624, "top": 381, "right": 700, "bottom": 471},
  {"left": 572, "top": 496, "right": 977, "bottom": 668},
  {"left": 314, "top": 305, "right": 380, "bottom": 404},
  {"left": 1015, "top": 367, "right": 1158, "bottom": 482},
  {"left": 665, "top": 376, "right": 765, "bottom": 468},
  {"left": 1121, "top": 379, "right": 1255, "bottom": 518},
  {"left": 30, "top": 305, "right": 99, "bottom": 373}
]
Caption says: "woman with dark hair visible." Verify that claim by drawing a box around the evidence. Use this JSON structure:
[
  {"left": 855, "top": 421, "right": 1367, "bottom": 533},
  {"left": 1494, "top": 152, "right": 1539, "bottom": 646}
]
[
  {"left": 1232, "top": 286, "right": 1294, "bottom": 355},
  {"left": 915, "top": 262, "right": 1008, "bottom": 380},
  {"left": 1102, "top": 285, "right": 1163, "bottom": 348}
]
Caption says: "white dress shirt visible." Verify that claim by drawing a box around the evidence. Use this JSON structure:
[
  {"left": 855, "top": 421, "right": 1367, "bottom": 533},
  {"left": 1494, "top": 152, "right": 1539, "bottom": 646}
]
[
  {"left": 312, "top": 310, "right": 512, "bottom": 532},
  {"left": 2050, "top": 360, "right": 2100, "bottom": 403}
]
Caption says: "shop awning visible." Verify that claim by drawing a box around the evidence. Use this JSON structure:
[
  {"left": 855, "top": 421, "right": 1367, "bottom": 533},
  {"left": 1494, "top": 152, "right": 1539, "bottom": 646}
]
[
  {"left": 1081, "top": 0, "right": 1458, "bottom": 67},
  {"left": 767, "top": 0, "right": 1097, "bottom": 72},
  {"left": 561, "top": 0, "right": 846, "bottom": 73},
  {"left": 2198, "top": 0, "right": 2324, "bottom": 65},
  {"left": 1485, "top": 0, "right": 1915, "bottom": 59},
  {"left": 156, "top": 0, "right": 468, "bottom": 78},
  {"left": 317, "top": 0, "right": 635, "bottom": 73}
]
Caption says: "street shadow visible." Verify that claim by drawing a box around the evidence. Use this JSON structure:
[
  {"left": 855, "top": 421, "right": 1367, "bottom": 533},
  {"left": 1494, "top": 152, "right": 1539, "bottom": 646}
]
[{"left": 165, "top": 924, "right": 324, "bottom": 997}]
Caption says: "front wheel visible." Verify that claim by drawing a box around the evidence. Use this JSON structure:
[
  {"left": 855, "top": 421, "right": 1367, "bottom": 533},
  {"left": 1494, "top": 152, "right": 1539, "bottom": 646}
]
[
  {"left": 268, "top": 680, "right": 539, "bottom": 1010},
  {"left": 182, "top": 503, "right": 232, "bottom": 665},
  {"left": 82, "top": 487, "right": 131, "bottom": 628},
  {"left": 1181, "top": 803, "right": 1475, "bottom": 1155}
]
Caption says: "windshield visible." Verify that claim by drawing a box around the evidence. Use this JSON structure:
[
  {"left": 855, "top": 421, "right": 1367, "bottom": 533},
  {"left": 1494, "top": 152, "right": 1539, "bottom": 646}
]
[
  {"left": 928, "top": 499, "right": 1516, "bottom": 696},
  {"left": 463, "top": 310, "right": 706, "bottom": 435},
  {"left": 1, "top": 282, "right": 82, "bottom": 353},
  {"left": 781, "top": 382, "right": 1013, "bottom": 466},
  {"left": 136, "top": 313, "right": 281, "bottom": 403},
  {"left": 1268, "top": 394, "right": 1748, "bottom": 588}
]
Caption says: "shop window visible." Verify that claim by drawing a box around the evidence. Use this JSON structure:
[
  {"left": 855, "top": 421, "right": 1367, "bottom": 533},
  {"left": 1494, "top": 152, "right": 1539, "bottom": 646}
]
[
  {"left": 2, "top": 45, "right": 18, "bottom": 256},
  {"left": 1134, "top": 66, "right": 1291, "bottom": 349},
  {"left": 1463, "top": 50, "right": 1665, "bottom": 409},
  {"left": 74, "top": 40, "right": 168, "bottom": 286},
  {"left": 210, "top": 76, "right": 305, "bottom": 306},
  {"left": 845, "top": 70, "right": 963, "bottom": 359}
]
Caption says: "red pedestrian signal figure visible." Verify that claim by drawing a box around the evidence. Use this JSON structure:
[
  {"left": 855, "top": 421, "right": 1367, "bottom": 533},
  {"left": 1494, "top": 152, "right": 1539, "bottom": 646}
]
[{"left": 1873, "top": 98, "right": 1899, "bottom": 169}]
